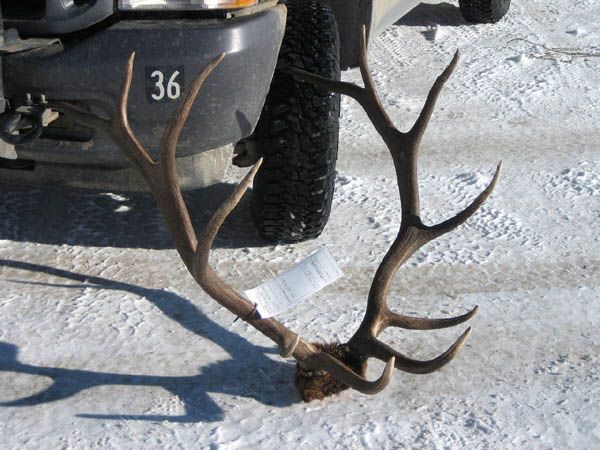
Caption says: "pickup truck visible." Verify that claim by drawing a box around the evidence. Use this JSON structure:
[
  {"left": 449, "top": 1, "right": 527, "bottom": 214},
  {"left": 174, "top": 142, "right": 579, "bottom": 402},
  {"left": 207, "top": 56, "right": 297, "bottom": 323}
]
[{"left": 0, "top": 0, "right": 510, "bottom": 241}]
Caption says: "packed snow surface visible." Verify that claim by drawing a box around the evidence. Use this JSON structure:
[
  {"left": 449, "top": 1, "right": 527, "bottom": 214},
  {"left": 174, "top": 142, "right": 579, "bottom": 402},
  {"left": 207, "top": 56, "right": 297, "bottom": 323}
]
[{"left": 1, "top": 1, "right": 599, "bottom": 448}]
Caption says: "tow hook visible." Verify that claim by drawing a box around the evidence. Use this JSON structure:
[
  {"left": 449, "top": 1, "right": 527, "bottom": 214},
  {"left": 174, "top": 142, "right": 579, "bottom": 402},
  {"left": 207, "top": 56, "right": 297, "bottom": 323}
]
[
  {"left": 0, "top": 96, "right": 58, "bottom": 145},
  {"left": 233, "top": 138, "right": 261, "bottom": 167}
]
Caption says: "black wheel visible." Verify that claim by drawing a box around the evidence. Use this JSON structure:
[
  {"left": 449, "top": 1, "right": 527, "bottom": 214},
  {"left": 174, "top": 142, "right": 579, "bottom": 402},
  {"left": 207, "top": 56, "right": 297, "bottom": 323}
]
[
  {"left": 459, "top": 0, "right": 511, "bottom": 23},
  {"left": 249, "top": 0, "right": 340, "bottom": 242}
]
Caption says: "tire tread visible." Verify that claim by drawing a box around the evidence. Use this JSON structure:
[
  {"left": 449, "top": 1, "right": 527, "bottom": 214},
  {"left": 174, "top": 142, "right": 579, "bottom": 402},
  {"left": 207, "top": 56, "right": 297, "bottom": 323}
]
[{"left": 252, "top": 0, "right": 340, "bottom": 241}]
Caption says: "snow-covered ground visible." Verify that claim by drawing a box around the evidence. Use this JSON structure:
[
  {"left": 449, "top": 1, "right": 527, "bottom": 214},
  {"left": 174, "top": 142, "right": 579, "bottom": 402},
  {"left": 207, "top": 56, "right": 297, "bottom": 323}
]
[{"left": 1, "top": 0, "right": 599, "bottom": 448}]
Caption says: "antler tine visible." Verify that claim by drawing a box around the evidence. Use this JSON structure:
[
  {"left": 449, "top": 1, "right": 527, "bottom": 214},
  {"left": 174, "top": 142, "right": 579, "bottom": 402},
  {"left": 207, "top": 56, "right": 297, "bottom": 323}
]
[
  {"left": 426, "top": 161, "right": 503, "bottom": 239},
  {"left": 160, "top": 53, "right": 226, "bottom": 178},
  {"left": 114, "top": 52, "right": 156, "bottom": 170},
  {"left": 285, "top": 67, "right": 366, "bottom": 106},
  {"left": 190, "top": 158, "right": 292, "bottom": 343},
  {"left": 116, "top": 52, "right": 136, "bottom": 133},
  {"left": 287, "top": 25, "right": 396, "bottom": 137},
  {"left": 49, "top": 101, "right": 111, "bottom": 133},
  {"left": 304, "top": 352, "right": 396, "bottom": 394},
  {"left": 408, "top": 50, "right": 460, "bottom": 145},
  {"left": 385, "top": 305, "right": 479, "bottom": 330},
  {"left": 51, "top": 54, "right": 154, "bottom": 177},
  {"left": 365, "top": 328, "right": 472, "bottom": 374},
  {"left": 193, "top": 158, "right": 262, "bottom": 280},
  {"left": 356, "top": 25, "right": 396, "bottom": 133}
]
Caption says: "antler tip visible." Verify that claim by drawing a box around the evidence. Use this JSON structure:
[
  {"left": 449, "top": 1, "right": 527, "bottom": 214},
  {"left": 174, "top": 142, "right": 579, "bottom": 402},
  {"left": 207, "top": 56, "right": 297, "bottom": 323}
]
[
  {"left": 360, "top": 24, "right": 368, "bottom": 54},
  {"left": 445, "top": 326, "right": 473, "bottom": 360},
  {"left": 489, "top": 160, "right": 504, "bottom": 192},
  {"left": 443, "top": 50, "right": 461, "bottom": 78},
  {"left": 496, "top": 160, "right": 504, "bottom": 174},
  {"left": 459, "top": 326, "right": 473, "bottom": 344},
  {"left": 470, "top": 304, "right": 479, "bottom": 317},
  {"left": 247, "top": 157, "right": 263, "bottom": 181},
  {"left": 367, "top": 355, "right": 395, "bottom": 394}
]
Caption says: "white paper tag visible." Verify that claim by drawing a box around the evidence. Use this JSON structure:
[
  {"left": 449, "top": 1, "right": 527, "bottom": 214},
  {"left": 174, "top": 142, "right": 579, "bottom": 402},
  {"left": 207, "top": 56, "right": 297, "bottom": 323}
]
[{"left": 244, "top": 246, "right": 343, "bottom": 318}]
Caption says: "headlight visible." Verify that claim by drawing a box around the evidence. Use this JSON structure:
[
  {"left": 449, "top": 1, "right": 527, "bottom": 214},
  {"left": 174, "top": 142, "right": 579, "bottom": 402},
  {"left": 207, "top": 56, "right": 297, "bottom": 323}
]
[{"left": 118, "top": 0, "right": 258, "bottom": 10}]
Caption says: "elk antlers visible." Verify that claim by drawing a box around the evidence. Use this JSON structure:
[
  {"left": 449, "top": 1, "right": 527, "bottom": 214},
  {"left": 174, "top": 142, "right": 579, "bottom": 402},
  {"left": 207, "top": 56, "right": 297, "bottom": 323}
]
[{"left": 51, "top": 26, "right": 501, "bottom": 402}]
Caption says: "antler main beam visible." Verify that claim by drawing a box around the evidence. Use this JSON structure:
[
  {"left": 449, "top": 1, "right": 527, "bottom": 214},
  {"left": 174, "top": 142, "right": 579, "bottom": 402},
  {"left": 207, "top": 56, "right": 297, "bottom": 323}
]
[{"left": 289, "top": 26, "right": 501, "bottom": 397}]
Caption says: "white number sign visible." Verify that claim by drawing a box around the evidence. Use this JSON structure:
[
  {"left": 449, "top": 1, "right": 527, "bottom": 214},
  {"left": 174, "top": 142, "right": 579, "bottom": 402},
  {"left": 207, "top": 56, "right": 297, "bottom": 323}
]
[{"left": 146, "top": 66, "right": 184, "bottom": 103}]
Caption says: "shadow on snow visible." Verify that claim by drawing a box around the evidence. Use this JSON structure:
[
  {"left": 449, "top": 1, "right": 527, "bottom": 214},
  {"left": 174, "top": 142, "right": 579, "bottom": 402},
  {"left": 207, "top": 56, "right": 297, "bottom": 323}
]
[
  {"left": 0, "top": 181, "right": 269, "bottom": 249},
  {"left": 395, "top": 2, "right": 468, "bottom": 28},
  {"left": 0, "top": 259, "right": 298, "bottom": 423}
]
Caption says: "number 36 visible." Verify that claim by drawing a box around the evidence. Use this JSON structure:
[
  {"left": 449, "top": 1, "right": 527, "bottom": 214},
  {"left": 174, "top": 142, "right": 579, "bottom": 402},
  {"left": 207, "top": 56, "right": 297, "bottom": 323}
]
[{"left": 150, "top": 70, "right": 181, "bottom": 101}]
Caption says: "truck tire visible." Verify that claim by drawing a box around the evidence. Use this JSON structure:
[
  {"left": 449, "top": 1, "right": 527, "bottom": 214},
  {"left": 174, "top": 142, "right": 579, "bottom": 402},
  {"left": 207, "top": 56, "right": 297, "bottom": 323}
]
[
  {"left": 459, "top": 0, "right": 511, "bottom": 23},
  {"left": 250, "top": 0, "right": 340, "bottom": 242}
]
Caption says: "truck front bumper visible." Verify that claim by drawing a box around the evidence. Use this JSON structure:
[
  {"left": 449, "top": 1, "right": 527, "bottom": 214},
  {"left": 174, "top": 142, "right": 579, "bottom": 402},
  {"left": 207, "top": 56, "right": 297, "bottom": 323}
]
[{"left": 1, "top": 4, "right": 286, "bottom": 191}]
